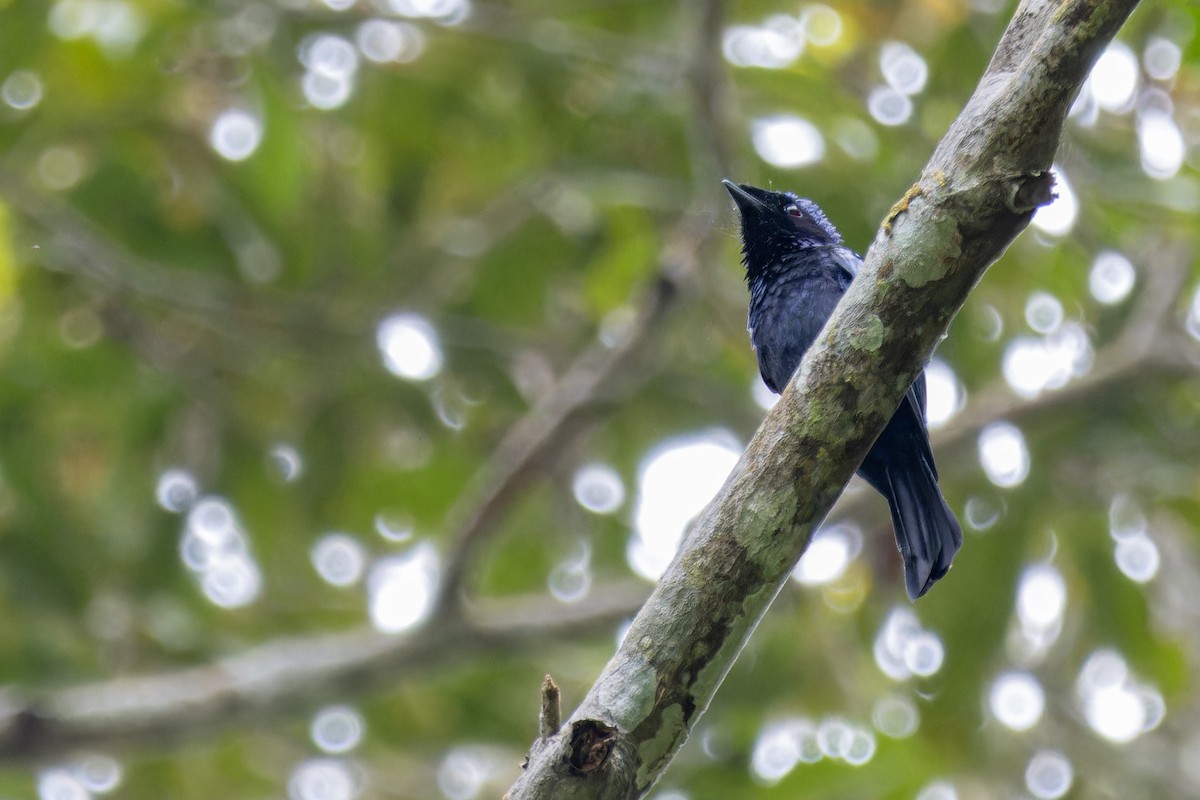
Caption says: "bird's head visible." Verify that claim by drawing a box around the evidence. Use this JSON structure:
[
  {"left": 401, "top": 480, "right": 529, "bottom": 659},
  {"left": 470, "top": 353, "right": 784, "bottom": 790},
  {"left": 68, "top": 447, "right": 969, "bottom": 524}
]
[{"left": 722, "top": 180, "right": 843, "bottom": 277}]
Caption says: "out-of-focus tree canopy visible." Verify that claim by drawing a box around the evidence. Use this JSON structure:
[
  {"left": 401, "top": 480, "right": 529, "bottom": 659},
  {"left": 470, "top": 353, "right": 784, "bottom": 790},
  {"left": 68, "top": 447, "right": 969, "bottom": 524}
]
[{"left": 0, "top": 0, "right": 1198, "bottom": 798}]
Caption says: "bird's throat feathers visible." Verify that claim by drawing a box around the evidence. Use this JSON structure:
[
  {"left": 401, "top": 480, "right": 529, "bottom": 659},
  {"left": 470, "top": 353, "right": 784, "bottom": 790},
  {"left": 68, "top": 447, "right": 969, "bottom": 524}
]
[{"left": 741, "top": 241, "right": 843, "bottom": 287}]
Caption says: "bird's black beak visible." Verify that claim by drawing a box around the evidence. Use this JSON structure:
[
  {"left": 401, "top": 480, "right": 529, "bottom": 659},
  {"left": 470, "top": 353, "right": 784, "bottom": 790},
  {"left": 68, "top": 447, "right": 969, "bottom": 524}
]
[{"left": 722, "top": 179, "right": 766, "bottom": 219}]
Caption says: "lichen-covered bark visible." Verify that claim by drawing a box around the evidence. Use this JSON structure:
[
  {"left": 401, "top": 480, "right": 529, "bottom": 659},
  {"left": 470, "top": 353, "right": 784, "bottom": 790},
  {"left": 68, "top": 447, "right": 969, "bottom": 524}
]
[{"left": 505, "top": 2, "right": 1141, "bottom": 798}]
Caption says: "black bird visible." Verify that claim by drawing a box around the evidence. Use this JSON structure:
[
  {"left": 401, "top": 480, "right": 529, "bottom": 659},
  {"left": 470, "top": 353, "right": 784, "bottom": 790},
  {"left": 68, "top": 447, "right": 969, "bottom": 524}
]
[{"left": 723, "top": 180, "right": 961, "bottom": 599}]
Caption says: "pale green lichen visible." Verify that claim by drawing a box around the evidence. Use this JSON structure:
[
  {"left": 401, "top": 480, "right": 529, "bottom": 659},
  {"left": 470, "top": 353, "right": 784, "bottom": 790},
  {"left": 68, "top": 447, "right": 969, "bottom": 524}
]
[
  {"left": 741, "top": 490, "right": 796, "bottom": 559},
  {"left": 847, "top": 315, "right": 885, "bottom": 352},
  {"left": 896, "top": 213, "right": 962, "bottom": 288},
  {"left": 594, "top": 652, "right": 657, "bottom": 728}
]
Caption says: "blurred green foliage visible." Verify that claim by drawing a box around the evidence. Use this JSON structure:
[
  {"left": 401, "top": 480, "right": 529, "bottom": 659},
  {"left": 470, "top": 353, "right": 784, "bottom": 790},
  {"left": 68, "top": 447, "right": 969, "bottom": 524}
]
[{"left": 0, "top": 0, "right": 1199, "bottom": 799}]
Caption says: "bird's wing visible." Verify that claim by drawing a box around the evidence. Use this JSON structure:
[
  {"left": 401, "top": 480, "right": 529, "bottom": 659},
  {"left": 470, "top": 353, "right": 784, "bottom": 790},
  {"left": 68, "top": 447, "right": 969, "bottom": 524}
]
[
  {"left": 899, "top": 373, "right": 938, "bottom": 478},
  {"left": 830, "top": 246, "right": 861, "bottom": 281},
  {"left": 749, "top": 247, "right": 862, "bottom": 393},
  {"left": 752, "top": 271, "right": 845, "bottom": 393},
  {"left": 831, "top": 244, "right": 933, "bottom": 452}
]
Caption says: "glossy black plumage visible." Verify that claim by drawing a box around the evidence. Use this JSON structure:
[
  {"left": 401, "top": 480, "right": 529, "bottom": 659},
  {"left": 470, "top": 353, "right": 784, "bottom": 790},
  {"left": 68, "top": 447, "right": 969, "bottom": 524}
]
[{"left": 724, "top": 180, "right": 962, "bottom": 599}]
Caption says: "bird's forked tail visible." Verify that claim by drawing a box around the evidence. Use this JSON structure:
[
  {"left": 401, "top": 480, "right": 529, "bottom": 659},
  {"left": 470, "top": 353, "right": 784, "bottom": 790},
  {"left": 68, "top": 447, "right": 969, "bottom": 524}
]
[{"left": 884, "top": 456, "right": 963, "bottom": 600}]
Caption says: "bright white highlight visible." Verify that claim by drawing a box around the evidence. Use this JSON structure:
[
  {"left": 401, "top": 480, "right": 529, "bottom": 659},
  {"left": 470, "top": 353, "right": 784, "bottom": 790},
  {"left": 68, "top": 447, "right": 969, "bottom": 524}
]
[
  {"left": 2, "top": 70, "right": 43, "bottom": 110},
  {"left": 1025, "top": 291, "right": 1063, "bottom": 333},
  {"left": 156, "top": 468, "right": 198, "bottom": 513},
  {"left": 1032, "top": 164, "right": 1080, "bottom": 236},
  {"left": 751, "top": 718, "right": 818, "bottom": 783},
  {"left": 873, "top": 607, "right": 944, "bottom": 680},
  {"left": 1089, "top": 251, "right": 1136, "bottom": 305},
  {"left": 1018, "top": 564, "right": 1066, "bottom": 632},
  {"left": 301, "top": 34, "right": 359, "bottom": 77},
  {"left": 799, "top": 5, "right": 842, "bottom": 46},
  {"left": 818, "top": 717, "right": 876, "bottom": 765},
  {"left": 750, "top": 714, "right": 874, "bottom": 782},
  {"left": 1109, "top": 492, "right": 1146, "bottom": 540},
  {"left": 548, "top": 543, "right": 592, "bottom": 603},
  {"left": 872, "top": 694, "right": 919, "bottom": 738},
  {"left": 752, "top": 376, "right": 780, "bottom": 411},
  {"left": 1089, "top": 41, "right": 1139, "bottom": 112},
  {"left": 1138, "top": 111, "right": 1185, "bottom": 180},
  {"left": 880, "top": 42, "right": 928, "bottom": 95},
  {"left": 311, "top": 533, "right": 367, "bottom": 587},
  {"left": 287, "top": 758, "right": 358, "bottom": 800},
  {"left": 1026, "top": 750, "right": 1073, "bottom": 799},
  {"left": 437, "top": 745, "right": 507, "bottom": 800},
  {"left": 37, "top": 769, "right": 89, "bottom": 800},
  {"left": 1031, "top": 166, "right": 1077, "bottom": 236},
  {"left": 722, "top": 19, "right": 804, "bottom": 69},
  {"left": 572, "top": 463, "right": 625, "bottom": 514},
  {"left": 356, "top": 19, "right": 424, "bottom": 63},
  {"left": 367, "top": 541, "right": 439, "bottom": 632},
  {"left": 989, "top": 671, "right": 1045, "bottom": 731},
  {"left": 209, "top": 109, "right": 262, "bottom": 162},
  {"left": 1015, "top": 563, "right": 1066, "bottom": 658},
  {"left": 978, "top": 422, "right": 1030, "bottom": 487},
  {"left": 751, "top": 115, "right": 825, "bottom": 168},
  {"left": 867, "top": 86, "right": 913, "bottom": 126},
  {"left": 303, "top": 71, "right": 354, "bottom": 110},
  {"left": 964, "top": 495, "right": 1002, "bottom": 531},
  {"left": 311, "top": 705, "right": 365, "bottom": 754},
  {"left": 269, "top": 442, "right": 304, "bottom": 482},
  {"left": 180, "top": 496, "right": 262, "bottom": 608},
  {"left": 374, "top": 512, "right": 414, "bottom": 542},
  {"left": 377, "top": 312, "right": 443, "bottom": 381},
  {"left": 1143, "top": 37, "right": 1182, "bottom": 81},
  {"left": 924, "top": 358, "right": 964, "bottom": 429},
  {"left": 48, "top": 0, "right": 147, "bottom": 54},
  {"left": 298, "top": 33, "right": 360, "bottom": 110},
  {"left": 792, "top": 523, "right": 860, "bottom": 586},
  {"left": 389, "top": 0, "right": 472, "bottom": 24},
  {"left": 1069, "top": 84, "right": 1099, "bottom": 127},
  {"left": 1077, "top": 649, "right": 1164, "bottom": 743},
  {"left": 1087, "top": 683, "right": 1145, "bottom": 742},
  {"left": 915, "top": 781, "right": 958, "bottom": 800},
  {"left": 1114, "top": 533, "right": 1159, "bottom": 583},
  {"left": 1002, "top": 323, "right": 1093, "bottom": 399},
  {"left": 905, "top": 632, "right": 945, "bottom": 677},
  {"left": 431, "top": 385, "right": 467, "bottom": 430},
  {"left": 72, "top": 754, "right": 122, "bottom": 794},
  {"left": 979, "top": 304, "right": 1004, "bottom": 341},
  {"left": 627, "top": 432, "right": 740, "bottom": 581}
]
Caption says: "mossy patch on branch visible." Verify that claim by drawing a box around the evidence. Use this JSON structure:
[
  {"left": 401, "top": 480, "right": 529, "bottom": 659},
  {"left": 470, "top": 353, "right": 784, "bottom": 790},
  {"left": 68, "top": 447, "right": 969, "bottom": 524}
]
[
  {"left": 847, "top": 314, "right": 885, "bottom": 352},
  {"left": 897, "top": 213, "right": 963, "bottom": 288}
]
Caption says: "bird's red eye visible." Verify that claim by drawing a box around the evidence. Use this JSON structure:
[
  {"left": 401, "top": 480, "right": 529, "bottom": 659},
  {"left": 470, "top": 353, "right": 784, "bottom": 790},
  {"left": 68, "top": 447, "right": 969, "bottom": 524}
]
[{"left": 784, "top": 204, "right": 803, "bottom": 218}]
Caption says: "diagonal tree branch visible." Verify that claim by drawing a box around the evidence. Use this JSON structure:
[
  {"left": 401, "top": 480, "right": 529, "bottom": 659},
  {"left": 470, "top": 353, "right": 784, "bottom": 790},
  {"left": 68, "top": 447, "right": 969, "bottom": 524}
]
[
  {"left": 505, "top": 2, "right": 1142, "bottom": 797},
  {"left": 1, "top": 295, "right": 1181, "bottom": 767}
]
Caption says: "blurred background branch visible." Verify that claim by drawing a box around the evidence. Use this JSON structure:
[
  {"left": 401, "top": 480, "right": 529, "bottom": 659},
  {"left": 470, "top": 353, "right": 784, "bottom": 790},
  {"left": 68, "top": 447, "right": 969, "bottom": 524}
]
[{"left": 0, "top": 582, "right": 649, "bottom": 762}]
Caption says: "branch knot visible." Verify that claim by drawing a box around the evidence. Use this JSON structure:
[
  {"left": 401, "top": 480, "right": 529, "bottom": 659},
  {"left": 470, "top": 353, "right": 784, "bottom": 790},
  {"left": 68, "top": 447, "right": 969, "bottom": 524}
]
[{"left": 1007, "top": 171, "right": 1057, "bottom": 214}]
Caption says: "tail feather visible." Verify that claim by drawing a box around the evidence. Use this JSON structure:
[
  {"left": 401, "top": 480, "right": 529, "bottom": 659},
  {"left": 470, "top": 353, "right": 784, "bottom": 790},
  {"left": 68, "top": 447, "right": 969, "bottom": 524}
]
[{"left": 884, "top": 457, "right": 963, "bottom": 600}]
